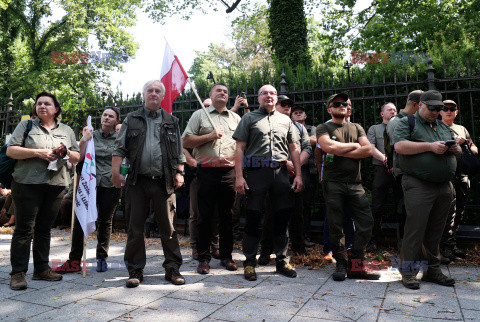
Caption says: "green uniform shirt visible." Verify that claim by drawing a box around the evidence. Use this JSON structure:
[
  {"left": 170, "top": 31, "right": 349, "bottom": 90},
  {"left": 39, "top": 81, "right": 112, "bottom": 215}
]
[
  {"left": 392, "top": 111, "right": 456, "bottom": 183},
  {"left": 367, "top": 122, "right": 387, "bottom": 166},
  {"left": 9, "top": 118, "right": 79, "bottom": 186},
  {"left": 182, "top": 105, "right": 241, "bottom": 167},
  {"left": 316, "top": 122, "right": 367, "bottom": 183},
  {"left": 93, "top": 129, "right": 117, "bottom": 187},
  {"left": 386, "top": 110, "right": 409, "bottom": 176},
  {"left": 232, "top": 107, "right": 299, "bottom": 164}
]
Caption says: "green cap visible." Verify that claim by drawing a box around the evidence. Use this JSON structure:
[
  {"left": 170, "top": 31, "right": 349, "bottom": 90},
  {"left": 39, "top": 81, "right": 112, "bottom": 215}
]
[
  {"left": 420, "top": 90, "right": 444, "bottom": 107},
  {"left": 326, "top": 93, "right": 349, "bottom": 108}
]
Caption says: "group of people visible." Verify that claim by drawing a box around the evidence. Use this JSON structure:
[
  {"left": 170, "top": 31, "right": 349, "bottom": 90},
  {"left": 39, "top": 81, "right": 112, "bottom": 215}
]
[{"left": 4, "top": 80, "right": 475, "bottom": 292}]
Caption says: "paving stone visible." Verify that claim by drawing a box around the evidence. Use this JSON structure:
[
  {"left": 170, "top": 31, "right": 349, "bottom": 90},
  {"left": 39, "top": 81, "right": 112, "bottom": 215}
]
[
  {"left": 0, "top": 298, "right": 54, "bottom": 320},
  {"left": 117, "top": 297, "right": 221, "bottom": 321},
  {"left": 209, "top": 295, "right": 301, "bottom": 322},
  {"left": 381, "top": 283, "right": 462, "bottom": 320},
  {"left": 318, "top": 278, "right": 388, "bottom": 300},
  {"left": 168, "top": 280, "right": 249, "bottom": 305},
  {"left": 0, "top": 281, "right": 37, "bottom": 298},
  {"left": 296, "top": 293, "right": 382, "bottom": 321},
  {"left": 267, "top": 266, "right": 332, "bottom": 285},
  {"left": 243, "top": 279, "right": 320, "bottom": 304},
  {"left": 454, "top": 281, "right": 480, "bottom": 310},
  {"left": 66, "top": 270, "right": 130, "bottom": 288},
  {"left": 9, "top": 282, "right": 109, "bottom": 308},
  {"left": 377, "top": 312, "right": 452, "bottom": 321},
  {"left": 29, "top": 298, "right": 137, "bottom": 321},
  {"left": 463, "top": 308, "right": 480, "bottom": 321},
  {"left": 202, "top": 268, "right": 266, "bottom": 287}
]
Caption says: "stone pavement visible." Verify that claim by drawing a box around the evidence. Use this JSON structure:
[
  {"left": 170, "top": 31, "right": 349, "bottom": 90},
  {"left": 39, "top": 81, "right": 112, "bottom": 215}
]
[{"left": 0, "top": 229, "right": 479, "bottom": 321}]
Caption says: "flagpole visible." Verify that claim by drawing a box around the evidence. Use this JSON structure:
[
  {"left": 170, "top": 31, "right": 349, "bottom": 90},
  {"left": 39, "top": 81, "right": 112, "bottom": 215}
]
[
  {"left": 187, "top": 78, "right": 217, "bottom": 130},
  {"left": 70, "top": 167, "right": 77, "bottom": 235},
  {"left": 82, "top": 236, "right": 87, "bottom": 277}
]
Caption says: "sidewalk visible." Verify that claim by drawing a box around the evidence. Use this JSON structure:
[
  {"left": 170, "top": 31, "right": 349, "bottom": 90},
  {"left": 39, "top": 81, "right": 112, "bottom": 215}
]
[{"left": 0, "top": 229, "right": 478, "bottom": 321}]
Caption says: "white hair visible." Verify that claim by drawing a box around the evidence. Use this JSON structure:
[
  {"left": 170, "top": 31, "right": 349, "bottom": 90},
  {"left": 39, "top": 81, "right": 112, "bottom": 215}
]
[{"left": 142, "top": 80, "right": 165, "bottom": 99}]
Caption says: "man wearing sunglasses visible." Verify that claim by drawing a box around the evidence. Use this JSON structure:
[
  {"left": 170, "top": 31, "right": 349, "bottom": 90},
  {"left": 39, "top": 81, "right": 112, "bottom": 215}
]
[
  {"left": 393, "top": 90, "right": 462, "bottom": 289},
  {"left": 317, "top": 93, "right": 380, "bottom": 282},
  {"left": 439, "top": 100, "right": 478, "bottom": 264}
]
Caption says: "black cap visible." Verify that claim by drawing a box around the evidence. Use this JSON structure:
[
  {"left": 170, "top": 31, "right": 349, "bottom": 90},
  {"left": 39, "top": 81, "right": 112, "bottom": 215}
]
[
  {"left": 326, "top": 93, "right": 349, "bottom": 108},
  {"left": 292, "top": 105, "right": 305, "bottom": 112},
  {"left": 277, "top": 95, "right": 294, "bottom": 106},
  {"left": 420, "top": 90, "right": 444, "bottom": 108}
]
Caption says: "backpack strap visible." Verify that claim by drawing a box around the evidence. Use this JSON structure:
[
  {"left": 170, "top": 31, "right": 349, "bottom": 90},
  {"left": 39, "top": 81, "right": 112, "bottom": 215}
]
[
  {"left": 293, "top": 122, "right": 304, "bottom": 137},
  {"left": 407, "top": 114, "right": 415, "bottom": 133},
  {"left": 21, "top": 120, "right": 33, "bottom": 147}
]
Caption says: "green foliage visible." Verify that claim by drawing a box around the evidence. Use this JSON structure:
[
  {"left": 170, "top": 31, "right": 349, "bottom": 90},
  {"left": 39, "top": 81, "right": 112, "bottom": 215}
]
[{"left": 268, "top": 0, "right": 311, "bottom": 68}]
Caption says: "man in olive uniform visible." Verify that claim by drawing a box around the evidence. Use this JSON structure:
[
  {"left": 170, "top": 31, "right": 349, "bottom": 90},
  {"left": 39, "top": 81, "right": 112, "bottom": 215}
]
[
  {"left": 182, "top": 83, "right": 241, "bottom": 274},
  {"left": 366, "top": 102, "right": 398, "bottom": 251},
  {"left": 384, "top": 90, "right": 423, "bottom": 248},
  {"left": 316, "top": 93, "right": 380, "bottom": 282},
  {"left": 439, "top": 100, "right": 478, "bottom": 263},
  {"left": 112, "top": 80, "right": 186, "bottom": 288},
  {"left": 393, "top": 90, "right": 461, "bottom": 289},
  {"left": 233, "top": 84, "right": 303, "bottom": 281}
]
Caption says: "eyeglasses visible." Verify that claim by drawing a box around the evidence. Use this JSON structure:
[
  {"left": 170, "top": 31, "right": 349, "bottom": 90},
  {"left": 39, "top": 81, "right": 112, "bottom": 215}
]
[
  {"left": 426, "top": 105, "right": 443, "bottom": 112},
  {"left": 260, "top": 91, "right": 277, "bottom": 96},
  {"left": 330, "top": 101, "right": 348, "bottom": 108},
  {"left": 442, "top": 107, "right": 457, "bottom": 112},
  {"left": 280, "top": 101, "right": 292, "bottom": 108}
]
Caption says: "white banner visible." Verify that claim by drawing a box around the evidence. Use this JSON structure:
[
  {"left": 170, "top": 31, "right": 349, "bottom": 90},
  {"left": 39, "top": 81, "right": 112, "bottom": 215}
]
[{"left": 74, "top": 116, "right": 97, "bottom": 238}]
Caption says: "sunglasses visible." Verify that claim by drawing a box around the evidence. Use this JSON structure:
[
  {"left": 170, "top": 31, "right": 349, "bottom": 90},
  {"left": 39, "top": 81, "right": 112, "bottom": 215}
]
[
  {"left": 442, "top": 107, "right": 457, "bottom": 112},
  {"left": 330, "top": 101, "right": 348, "bottom": 108},
  {"left": 280, "top": 101, "right": 292, "bottom": 108},
  {"left": 426, "top": 105, "right": 443, "bottom": 112}
]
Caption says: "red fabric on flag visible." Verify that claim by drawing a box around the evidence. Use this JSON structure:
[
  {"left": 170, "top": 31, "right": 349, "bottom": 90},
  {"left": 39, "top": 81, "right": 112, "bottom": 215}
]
[{"left": 160, "top": 44, "right": 188, "bottom": 113}]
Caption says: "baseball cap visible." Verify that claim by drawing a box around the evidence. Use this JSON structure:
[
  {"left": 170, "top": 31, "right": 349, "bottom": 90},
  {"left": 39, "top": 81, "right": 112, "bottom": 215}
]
[
  {"left": 277, "top": 95, "right": 294, "bottom": 106},
  {"left": 420, "top": 90, "right": 444, "bottom": 109},
  {"left": 292, "top": 105, "right": 305, "bottom": 112},
  {"left": 326, "top": 93, "right": 349, "bottom": 108},
  {"left": 407, "top": 90, "right": 423, "bottom": 103},
  {"left": 443, "top": 99, "right": 457, "bottom": 108}
]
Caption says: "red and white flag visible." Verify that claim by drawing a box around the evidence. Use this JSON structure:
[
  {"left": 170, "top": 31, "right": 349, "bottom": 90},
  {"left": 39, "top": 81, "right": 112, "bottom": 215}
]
[{"left": 160, "top": 41, "right": 188, "bottom": 113}]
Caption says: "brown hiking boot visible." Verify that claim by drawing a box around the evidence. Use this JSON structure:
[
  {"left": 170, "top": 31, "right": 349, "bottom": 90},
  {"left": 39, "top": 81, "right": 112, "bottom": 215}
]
[
  {"left": 126, "top": 270, "right": 143, "bottom": 288},
  {"left": 402, "top": 275, "right": 420, "bottom": 289},
  {"left": 32, "top": 268, "right": 63, "bottom": 281},
  {"left": 10, "top": 272, "right": 27, "bottom": 290},
  {"left": 421, "top": 271, "right": 455, "bottom": 286}
]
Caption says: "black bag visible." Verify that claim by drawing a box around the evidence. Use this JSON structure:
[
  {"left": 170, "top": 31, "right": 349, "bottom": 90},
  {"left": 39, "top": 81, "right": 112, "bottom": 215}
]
[
  {"left": 0, "top": 120, "right": 33, "bottom": 188},
  {"left": 458, "top": 142, "right": 480, "bottom": 176}
]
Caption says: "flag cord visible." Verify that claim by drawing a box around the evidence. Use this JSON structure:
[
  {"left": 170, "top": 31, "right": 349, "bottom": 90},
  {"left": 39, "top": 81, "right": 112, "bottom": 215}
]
[{"left": 187, "top": 78, "right": 218, "bottom": 130}]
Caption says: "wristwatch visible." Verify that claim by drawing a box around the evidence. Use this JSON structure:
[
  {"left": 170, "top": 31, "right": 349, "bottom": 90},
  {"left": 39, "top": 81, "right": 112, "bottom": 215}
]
[{"left": 176, "top": 169, "right": 185, "bottom": 176}]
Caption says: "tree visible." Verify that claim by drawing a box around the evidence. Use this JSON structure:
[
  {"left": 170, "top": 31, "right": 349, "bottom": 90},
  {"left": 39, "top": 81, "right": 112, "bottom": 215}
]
[
  {"left": 268, "top": 0, "right": 310, "bottom": 68},
  {"left": 0, "top": 0, "right": 141, "bottom": 120}
]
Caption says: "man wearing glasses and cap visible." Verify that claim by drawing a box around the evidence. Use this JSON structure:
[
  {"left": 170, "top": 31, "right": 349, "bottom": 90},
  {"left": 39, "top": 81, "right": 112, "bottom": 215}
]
[
  {"left": 393, "top": 90, "right": 462, "bottom": 289},
  {"left": 316, "top": 93, "right": 380, "bottom": 282},
  {"left": 439, "top": 99, "right": 478, "bottom": 263}
]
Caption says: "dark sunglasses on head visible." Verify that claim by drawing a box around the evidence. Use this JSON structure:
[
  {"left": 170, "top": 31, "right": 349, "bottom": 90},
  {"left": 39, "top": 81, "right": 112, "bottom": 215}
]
[
  {"left": 330, "top": 101, "right": 348, "bottom": 108},
  {"left": 426, "top": 105, "right": 443, "bottom": 112},
  {"left": 442, "top": 107, "right": 457, "bottom": 112},
  {"left": 280, "top": 101, "right": 292, "bottom": 108}
]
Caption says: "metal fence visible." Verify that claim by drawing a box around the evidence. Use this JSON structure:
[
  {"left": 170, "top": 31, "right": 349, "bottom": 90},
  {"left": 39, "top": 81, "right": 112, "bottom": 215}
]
[{"left": 2, "top": 59, "right": 480, "bottom": 229}]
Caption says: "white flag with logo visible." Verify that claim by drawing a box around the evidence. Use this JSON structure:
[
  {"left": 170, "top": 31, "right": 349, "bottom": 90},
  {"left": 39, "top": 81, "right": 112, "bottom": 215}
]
[{"left": 74, "top": 116, "right": 97, "bottom": 238}]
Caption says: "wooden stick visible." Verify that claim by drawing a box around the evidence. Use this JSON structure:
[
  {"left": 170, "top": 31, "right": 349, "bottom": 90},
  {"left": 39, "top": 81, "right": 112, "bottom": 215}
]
[
  {"left": 187, "top": 78, "right": 217, "bottom": 130},
  {"left": 70, "top": 167, "right": 77, "bottom": 235},
  {"left": 82, "top": 236, "right": 87, "bottom": 277}
]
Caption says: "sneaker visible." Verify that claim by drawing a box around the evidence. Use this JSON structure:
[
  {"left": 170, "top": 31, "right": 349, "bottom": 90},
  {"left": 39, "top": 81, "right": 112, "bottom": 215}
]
[
  {"left": 220, "top": 259, "right": 238, "bottom": 271},
  {"left": 244, "top": 265, "right": 257, "bottom": 281},
  {"left": 54, "top": 259, "right": 82, "bottom": 274},
  {"left": 453, "top": 248, "right": 466, "bottom": 259},
  {"left": 10, "top": 272, "right": 27, "bottom": 290},
  {"left": 276, "top": 263, "right": 297, "bottom": 278},
  {"left": 126, "top": 270, "right": 143, "bottom": 288},
  {"left": 165, "top": 267, "right": 185, "bottom": 285},
  {"left": 323, "top": 252, "right": 334, "bottom": 263},
  {"left": 96, "top": 259, "right": 108, "bottom": 272},
  {"left": 197, "top": 260, "right": 210, "bottom": 274},
  {"left": 402, "top": 275, "right": 420, "bottom": 289},
  {"left": 257, "top": 253, "right": 271, "bottom": 266},
  {"left": 421, "top": 271, "right": 455, "bottom": 286},
  {"left": 33, "top": 268, "right": 63, "bottom": 281},
  {"left": 332, "top": 263, "right": 347, "bottom": 281}
]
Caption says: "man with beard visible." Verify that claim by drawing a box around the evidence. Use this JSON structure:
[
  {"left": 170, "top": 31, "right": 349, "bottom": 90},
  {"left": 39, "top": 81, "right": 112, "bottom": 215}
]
[{"left": 316, "top": 93, "right": 380, "bottom": 281}]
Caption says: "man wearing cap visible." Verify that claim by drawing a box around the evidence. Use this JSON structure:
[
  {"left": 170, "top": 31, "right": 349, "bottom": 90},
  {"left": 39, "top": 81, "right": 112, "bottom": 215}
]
[
  {"left": 317, "top": 93, "right": 379, "bottom": 281},
  {"left": 257, "top": 95, "right": 312, "bottom": 262},
  {"left": 393, "top": 90, "right": 461, "bottom": 289},
  {"left": 366, "top": 102, "right": 398, "bottom": 251},
  {"left": 233, "top": 84, "right": 303, "bottom": 281},
  {"left": 182, "top": 83, "right": 241, "bottom": 274},
  {"left": 439, "top": 100, "right": 478, "bottom": 263},
  {"left": 384, "top": 90, "right": 423, "bottom": 249}
]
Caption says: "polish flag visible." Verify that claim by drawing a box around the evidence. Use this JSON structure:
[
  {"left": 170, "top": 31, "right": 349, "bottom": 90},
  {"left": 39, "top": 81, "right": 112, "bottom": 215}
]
[{"left": 160, "top": 41, "right": 188, "bottom": 113}]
